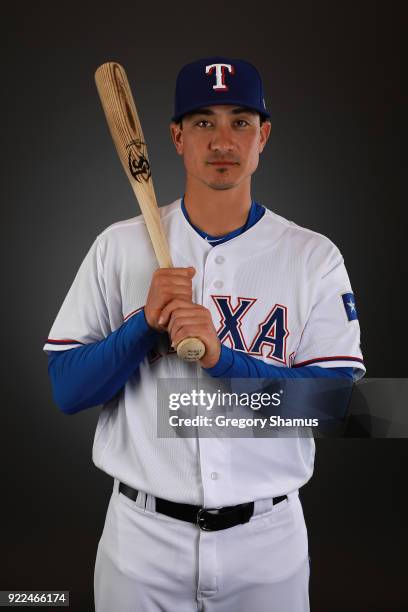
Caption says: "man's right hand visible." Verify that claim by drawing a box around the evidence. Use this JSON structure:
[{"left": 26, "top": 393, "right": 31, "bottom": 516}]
[{"left": 144, "top": 267, "right": 196, "bottom": 332}]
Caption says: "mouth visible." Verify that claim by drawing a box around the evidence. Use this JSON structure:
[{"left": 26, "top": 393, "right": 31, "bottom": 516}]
[{"left": 207, "top": 161, "right": 239, "bottom": 166}]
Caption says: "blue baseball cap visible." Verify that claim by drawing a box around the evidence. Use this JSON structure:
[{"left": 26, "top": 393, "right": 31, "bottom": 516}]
[{"left": 172, "top": 56, "right": 270, "bottom": 123}]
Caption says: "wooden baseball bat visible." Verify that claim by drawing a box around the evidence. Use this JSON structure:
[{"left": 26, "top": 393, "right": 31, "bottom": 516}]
[{"left": 94, "top": 62, "right": 205, "bottom": 362}]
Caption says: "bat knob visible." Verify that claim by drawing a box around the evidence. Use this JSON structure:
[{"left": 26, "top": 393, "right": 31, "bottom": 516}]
[{"left": 176, "top": 337, "right": 206, "bottom": 362}]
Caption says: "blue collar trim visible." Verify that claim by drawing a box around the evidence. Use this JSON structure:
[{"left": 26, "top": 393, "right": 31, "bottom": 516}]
[{"left": 180, "top": 197, "right": 265, "bottom": 246}]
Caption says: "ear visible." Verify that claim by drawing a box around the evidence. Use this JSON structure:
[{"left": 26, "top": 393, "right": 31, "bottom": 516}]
[
  {"left": 259, "top": 120, "right": 272, "bottom": 153},
  {"left": 170, "top": 122, "right": 184, "bottom": 155}
]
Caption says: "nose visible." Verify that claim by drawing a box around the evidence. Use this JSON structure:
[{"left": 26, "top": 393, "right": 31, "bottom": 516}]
[{"left": 209, "top": 124, "right": 235, "bottom": 153}]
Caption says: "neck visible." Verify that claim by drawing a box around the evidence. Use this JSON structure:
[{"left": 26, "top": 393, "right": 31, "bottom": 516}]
[{"left": 183, "top": 176, "right": 252, "bottom": 237}]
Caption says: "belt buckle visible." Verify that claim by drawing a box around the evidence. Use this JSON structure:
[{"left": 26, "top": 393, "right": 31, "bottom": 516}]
[{"left": 197, "top": 507, "right": 215, "bottom": 531}]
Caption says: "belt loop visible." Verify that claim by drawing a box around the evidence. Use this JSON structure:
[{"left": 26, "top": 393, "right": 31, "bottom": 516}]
[
  {"left": 135, "top": 491, "right": 147, "bottom": 509},
  {"left": 287, "top": 490, "right": 299, "bottom": 502},
  {"left": 113, "top": 478, "right": 120, "bottom": 496},
  {"left": 253, "top": 498, "right": 273, "bottom": 517},
  {"left": 145, "top": 494, "right": 155, "bottom": 512}
]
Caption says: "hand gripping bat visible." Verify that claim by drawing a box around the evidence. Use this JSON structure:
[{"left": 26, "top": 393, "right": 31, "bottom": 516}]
[{"left": 94, "top": 62, "right": 205, "bottom": 362}]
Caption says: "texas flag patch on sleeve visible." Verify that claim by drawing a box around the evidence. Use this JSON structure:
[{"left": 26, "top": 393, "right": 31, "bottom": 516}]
[{"left": 341, "top": 292, "right": 358, "bottom": 321}]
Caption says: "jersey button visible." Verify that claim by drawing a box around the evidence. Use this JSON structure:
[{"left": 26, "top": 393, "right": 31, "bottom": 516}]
[
  {"left": 210, "top": 472, "right": 219, "bottom": 480},
  {"left": 214, "top": 280, "right": 223, "bottom": 289},
  {"left": 215, "top": 255, "right": 225, "bottom": 264}
]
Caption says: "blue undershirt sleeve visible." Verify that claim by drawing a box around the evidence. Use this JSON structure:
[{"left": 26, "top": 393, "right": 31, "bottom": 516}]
[
  {"left": 202, "top": 344, "right": 355, "bottom": 380},
  {"left": 47, "top": 309, "right": 160, "bottom": 415}
]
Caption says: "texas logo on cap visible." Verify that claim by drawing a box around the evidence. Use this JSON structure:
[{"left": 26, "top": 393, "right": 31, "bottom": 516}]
[{"left": 205, "top": 63, "right": 235, "bottom": 91}]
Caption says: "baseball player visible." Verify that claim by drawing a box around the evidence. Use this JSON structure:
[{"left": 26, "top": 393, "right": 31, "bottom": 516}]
[{"left": 43, "top": 57, "right": 365, "bottom": 611}]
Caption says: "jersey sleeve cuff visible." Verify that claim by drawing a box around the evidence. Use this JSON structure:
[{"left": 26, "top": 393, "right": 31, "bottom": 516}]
[
  {"left": 202, "top": 344, "right": 235, "bottom": 377},
  {"left": 43, "top": 340, "right": 84, "bottom": 353},
  {"left": 293, "top": 356, "right": 366, "bottom": 378},
  {"left": 126, "top": 307, "right": 160, "bottom": 345},
  {"left": 43, "top": 306, "right": 156, "bottom": 354},
  {"left": 127, "top": 306, "right": 151, "bottom": 334}
]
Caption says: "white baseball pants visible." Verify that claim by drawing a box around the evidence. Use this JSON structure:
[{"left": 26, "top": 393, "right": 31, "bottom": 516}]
[{"left": 94, "top": 479, "right": 310, "bottom": 611}]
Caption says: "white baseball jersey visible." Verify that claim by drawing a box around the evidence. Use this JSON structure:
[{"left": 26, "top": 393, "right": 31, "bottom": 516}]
[{"left": 43, "top": 199, "right": 365, "bottom": 506}]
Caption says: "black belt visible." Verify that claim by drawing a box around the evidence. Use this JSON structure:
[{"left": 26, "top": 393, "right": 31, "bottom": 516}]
[{"left": 119, "top": 482, "right": 287, "bottom": 532}]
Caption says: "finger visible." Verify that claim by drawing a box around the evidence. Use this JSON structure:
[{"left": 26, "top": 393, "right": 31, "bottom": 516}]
[
  {"left": 154, "top": 287, "right": 193, "bottom": 310},
  {"left": 169, "top": 313, "right": 209, "bottom": 336},
  {"left": 155, "top": 267, "right": 196, "bottom": 278},
  {"left": 159, "top": 287, "right": 193, "bottom": 303},
  {"left": 158, "top": 276, "right": 194, "bottom": 289},
  {"left": 166, "top": 304, "right": 209, "bottom": 330},
  {"left": 160, "top": 301, "right": 208, "bottom": 328},
  {"left": 171, "top": 319, "right": 209, "bottom": 334},
  {"left": 171, "top": 324, "right": 208, "bottom": 348},
  {"left": 159, "top": 299, "right": 198, "bottom": 327}
]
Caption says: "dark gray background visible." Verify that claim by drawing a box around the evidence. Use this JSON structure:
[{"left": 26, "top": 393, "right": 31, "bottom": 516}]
[{"left": 2, "top": 2, "right": 405, "bottom": 611}]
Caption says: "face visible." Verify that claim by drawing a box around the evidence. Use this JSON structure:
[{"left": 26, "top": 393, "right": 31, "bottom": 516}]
[{"left": 170, "top": 105, "right": 271, "bottom": 191}]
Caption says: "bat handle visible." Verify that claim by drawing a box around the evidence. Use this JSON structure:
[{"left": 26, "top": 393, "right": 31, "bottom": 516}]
[{"left": 176, "top": 337, "right": 206, "bottom": 362}]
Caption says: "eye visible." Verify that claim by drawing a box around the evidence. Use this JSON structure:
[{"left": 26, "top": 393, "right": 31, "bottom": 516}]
[
  {"left": 195, "top": 119, "right": 212, "bottom": 128},
  {"left": 234, "top": 119, "right": 250, "bottom": 127}
]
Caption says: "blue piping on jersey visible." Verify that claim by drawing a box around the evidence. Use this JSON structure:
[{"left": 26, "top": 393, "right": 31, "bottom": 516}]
[{"left": 181, "top": 197, "right": 265, "bottom": 245}]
